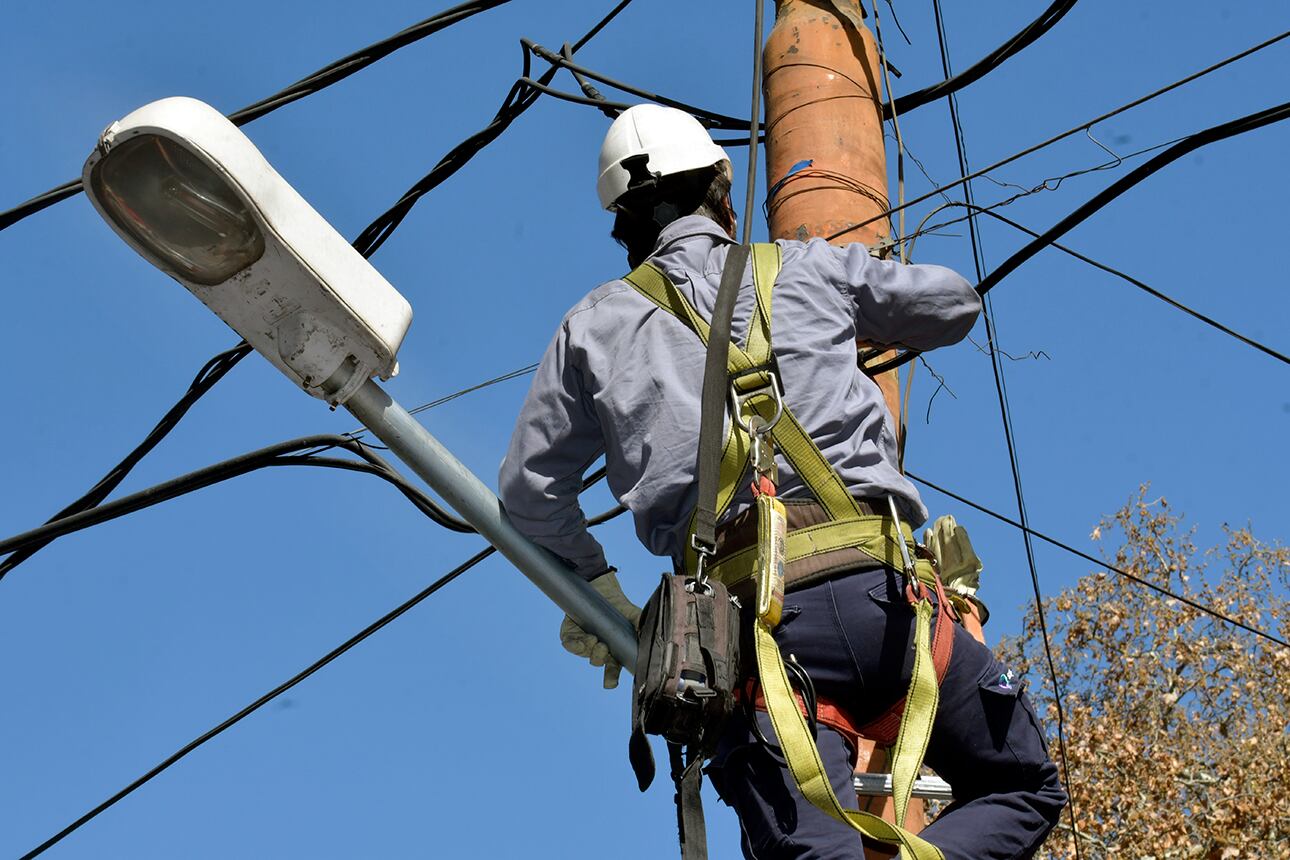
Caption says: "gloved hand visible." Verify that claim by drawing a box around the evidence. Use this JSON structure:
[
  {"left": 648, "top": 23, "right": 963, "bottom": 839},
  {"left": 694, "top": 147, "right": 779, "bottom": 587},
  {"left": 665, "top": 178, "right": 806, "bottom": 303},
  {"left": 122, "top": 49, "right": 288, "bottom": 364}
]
[
  {"left": 559, "top": 570, "right": 642, "bottom": 690},
  {"left": 923, "top": 514, "right": 990, "bottom": 624}
]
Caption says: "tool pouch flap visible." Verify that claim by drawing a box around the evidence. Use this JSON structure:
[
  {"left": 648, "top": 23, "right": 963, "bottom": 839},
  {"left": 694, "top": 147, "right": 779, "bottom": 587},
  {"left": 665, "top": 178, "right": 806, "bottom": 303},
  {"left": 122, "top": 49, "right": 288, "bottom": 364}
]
[{"left": 628, "top": 572, "right": 742, "bottom": 792}]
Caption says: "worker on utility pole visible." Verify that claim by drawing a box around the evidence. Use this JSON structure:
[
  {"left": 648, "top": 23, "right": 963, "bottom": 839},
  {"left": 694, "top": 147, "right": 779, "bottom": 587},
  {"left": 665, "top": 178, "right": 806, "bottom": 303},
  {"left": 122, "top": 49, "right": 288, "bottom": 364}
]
[{"left": 499, "top": 105, "right": 1066, "bottom": 859}]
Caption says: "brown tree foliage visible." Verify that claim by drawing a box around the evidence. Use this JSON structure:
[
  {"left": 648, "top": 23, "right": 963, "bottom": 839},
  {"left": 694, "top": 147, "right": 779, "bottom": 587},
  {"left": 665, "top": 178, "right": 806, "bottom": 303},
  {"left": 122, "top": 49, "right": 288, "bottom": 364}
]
[{"left": 997, "top": 489, "right": 1290, "bottom": 858}]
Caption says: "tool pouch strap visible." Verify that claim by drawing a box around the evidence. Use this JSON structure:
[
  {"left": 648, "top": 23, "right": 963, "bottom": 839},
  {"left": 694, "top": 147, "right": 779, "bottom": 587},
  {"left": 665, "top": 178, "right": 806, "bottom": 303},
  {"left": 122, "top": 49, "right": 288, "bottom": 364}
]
[{"left": 628, "top": 572, "right": 742, "bottom": 784}]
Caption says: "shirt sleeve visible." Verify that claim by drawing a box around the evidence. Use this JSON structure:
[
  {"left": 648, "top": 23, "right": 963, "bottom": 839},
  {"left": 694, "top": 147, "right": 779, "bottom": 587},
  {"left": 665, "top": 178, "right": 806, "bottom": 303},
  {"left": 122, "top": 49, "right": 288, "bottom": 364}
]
[
  {"left": 498, "top": 317, "right": 610, "bottom": 581},
  {"left": 825, "top": 241, "right": 982, "bottom": 350}
]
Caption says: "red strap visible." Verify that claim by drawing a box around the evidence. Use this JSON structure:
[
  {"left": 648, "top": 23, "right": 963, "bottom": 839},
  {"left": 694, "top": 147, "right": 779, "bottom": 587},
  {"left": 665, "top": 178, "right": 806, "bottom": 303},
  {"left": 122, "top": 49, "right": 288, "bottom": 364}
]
[
  {"left": 856, "top": 573, "right": 956, "bottom": 746},
  {"left": 743, "top": 573, "right": 957, "bottom": 749}
]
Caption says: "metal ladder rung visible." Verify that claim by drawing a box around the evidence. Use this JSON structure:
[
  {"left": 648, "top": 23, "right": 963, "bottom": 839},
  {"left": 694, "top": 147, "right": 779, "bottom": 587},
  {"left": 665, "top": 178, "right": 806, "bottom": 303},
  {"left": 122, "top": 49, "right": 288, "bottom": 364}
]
[{"left": 854, "top": 773, "right": 953, "bottom": 801}]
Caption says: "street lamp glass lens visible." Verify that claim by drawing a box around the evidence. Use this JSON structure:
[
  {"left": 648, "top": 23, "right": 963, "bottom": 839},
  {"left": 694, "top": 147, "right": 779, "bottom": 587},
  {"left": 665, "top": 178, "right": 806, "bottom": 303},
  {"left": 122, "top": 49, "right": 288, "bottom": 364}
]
[{"left": 90, "top": 134, "right": 265, "bottom": 285}]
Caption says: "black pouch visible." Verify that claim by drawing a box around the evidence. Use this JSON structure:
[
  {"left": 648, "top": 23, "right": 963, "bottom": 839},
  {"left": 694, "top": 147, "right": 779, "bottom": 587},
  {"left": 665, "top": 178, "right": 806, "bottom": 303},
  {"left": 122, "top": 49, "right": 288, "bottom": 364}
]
[{"left": 628, "top": 572, "right": 743, "bottom": 860}]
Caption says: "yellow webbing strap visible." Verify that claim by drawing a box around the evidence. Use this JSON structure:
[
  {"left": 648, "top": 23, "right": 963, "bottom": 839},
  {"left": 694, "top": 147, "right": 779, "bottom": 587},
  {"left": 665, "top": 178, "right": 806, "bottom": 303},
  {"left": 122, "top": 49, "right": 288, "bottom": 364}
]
[
  {"left": 756, "top": 617, "right": 943, "bottom": 859},
  {"left": 623, "top": 248, "right": 943, "bottom": 859},
  {"left": 708, "top": 515, "right": 928, "bottom": 588}
]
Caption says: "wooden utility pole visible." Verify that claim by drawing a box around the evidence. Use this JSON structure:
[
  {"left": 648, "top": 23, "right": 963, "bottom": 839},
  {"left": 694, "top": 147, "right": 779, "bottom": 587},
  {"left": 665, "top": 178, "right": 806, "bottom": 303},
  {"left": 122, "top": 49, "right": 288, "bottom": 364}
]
[
  {"left": 763, "top": 0, "right": 901, "bottom": 421},
  {"left": 762, "top": 0, "right": 918, "bottom": 849}
]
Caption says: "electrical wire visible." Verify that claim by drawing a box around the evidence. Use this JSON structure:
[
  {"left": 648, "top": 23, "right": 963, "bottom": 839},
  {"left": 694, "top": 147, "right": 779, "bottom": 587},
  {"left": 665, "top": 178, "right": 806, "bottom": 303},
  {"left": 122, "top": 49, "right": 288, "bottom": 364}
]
[
  {"left": 740, "top": 0, "right": 766, "bottom": 243},
  {"left": 954, "top": 204, "right": 1289, "bottom": 366},
  {"left": 885, "top": 0, "right": 1077, "bottom": 119},
  {"left": 928, "top": 8, "right": 1081, "bottom": 852},
  {"left": 350, "top": 0, "right": 636, "bottom": 259},
  {"left": 522, "top": 41, "right": 750, "bottom": 130},
  {"left": 0, "top": 342, "right": 252, "bottom": 582},
  {"left": 18, "top": 546, "right": 495, "bottom": 860},
  {"left": 864, "top": 97, "right": 1290, "bottom": 375},
  {"left": 18, "top": 462, "right": 628, "bottom": 857},
  {"left": 0, "top": 364, "right": 607, "bottom": 565},
  {"left": 0, "top": 0, "right": 637, "bottom": 582},
  {"left": 905, "top": 471, "right": 1289, "bottom": 650},
  {"left": 870, "top": 0, "right": 911, "bottom": 458},
  {"left": 828, "top": 29, "right": 1290, "bottom": 244},
  {"left": 0, "top": 0, "right": 514, "bottom": 232},
  {"left": 0, "top": 436, "right": 470, "bottom": 560}
]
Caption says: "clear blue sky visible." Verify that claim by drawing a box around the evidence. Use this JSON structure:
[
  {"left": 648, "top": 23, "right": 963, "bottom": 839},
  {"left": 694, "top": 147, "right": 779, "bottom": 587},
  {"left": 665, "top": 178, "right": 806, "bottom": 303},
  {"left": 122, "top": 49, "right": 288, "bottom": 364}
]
[{"left": 2, "top": 1, "right": 1286, "bottom": 857}]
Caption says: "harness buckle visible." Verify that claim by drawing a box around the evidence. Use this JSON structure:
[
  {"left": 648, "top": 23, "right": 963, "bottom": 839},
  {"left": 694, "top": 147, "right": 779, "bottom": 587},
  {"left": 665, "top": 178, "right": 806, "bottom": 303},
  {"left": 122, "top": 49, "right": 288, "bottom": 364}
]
[{"left": 729, "top": 369, "right": 784, "bottom": 435}]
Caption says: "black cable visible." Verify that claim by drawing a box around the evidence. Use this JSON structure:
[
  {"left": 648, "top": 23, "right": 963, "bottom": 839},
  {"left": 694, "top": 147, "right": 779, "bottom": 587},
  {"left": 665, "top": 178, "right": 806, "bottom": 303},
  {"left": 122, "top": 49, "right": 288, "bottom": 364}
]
[
  {"left": 740, "top": 0, "right": 766, "bottom": 244},
  {"left": 929, "top": 10, "right": 1081, "bottom": 851},
  {"left": 966, "top": 205, "right": 1289, "bottom": 366},
  {"left": 19, "top": 475, "right": 630, "bottom": 857},
  {"left": 864, "top": 97, "right": 1290, "bottom": 375},
  {"left": 0, "top": 342, "right": 252, "bottom": 581},
  {"left": 1, "top": 0, "right": 638, "bottom": 580},
  {"left": 19, "top": 545, "right": 496, "bottom": 860},
  {"left": 828, "top": 29, "right": 1290, "bottom": 244},
  {"left": 521, "top": 41, "right": 751, "bottom": 130},
  {"left": 350, "top": 0, "right": 636, "bottom": 259},
  {"left": 905, "top": 471, "right": 1289, "bottom": 650},
  {"left": 0, "top": 437, "right": 616, "bottom": 564},
  {"left": 885, "top": 0, "right": 1076, "bottom": 119},
  {"left": 560, "top": 43, "right": 619, "bottom": 119},
  {"left": 0, "top": 0, "right": 514, "bottom": 232},
  {"left": 0, "top": 436, "right": 470, "bottom": 559}
]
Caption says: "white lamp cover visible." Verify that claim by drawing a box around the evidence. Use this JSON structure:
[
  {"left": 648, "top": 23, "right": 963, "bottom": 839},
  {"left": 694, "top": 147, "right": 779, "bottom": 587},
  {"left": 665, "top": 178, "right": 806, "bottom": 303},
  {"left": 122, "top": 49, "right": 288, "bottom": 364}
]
[{"left": 83, "top": 96, "right": 413, "bottom": 405}]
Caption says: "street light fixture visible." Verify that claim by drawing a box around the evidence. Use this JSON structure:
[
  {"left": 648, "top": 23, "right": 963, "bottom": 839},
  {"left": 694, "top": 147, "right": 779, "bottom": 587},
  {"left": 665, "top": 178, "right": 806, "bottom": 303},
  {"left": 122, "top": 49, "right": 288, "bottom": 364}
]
[
  {"left": 84, "top": 96, "right": 411, "bottom": 406},
  {"left": 81, "top": 96, "right": 637, "bottom": 666}
]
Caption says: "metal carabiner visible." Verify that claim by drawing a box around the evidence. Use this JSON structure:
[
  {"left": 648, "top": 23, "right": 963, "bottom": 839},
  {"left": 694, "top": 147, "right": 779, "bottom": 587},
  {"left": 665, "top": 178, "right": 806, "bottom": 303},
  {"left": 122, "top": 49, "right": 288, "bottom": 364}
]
[
  {"left": 886, "top": 495, "right": 925, "bottom": 600},
  {"left": 729, "top": 369, "right": 785, "bottom": 435},
  {"left": 690, "top": 533, "right": 716, "bottom": 587}
]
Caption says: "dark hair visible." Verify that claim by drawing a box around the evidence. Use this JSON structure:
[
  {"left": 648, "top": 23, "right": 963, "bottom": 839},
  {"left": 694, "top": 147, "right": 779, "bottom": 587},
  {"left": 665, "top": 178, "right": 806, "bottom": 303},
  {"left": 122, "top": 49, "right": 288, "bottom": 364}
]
[{"left": 611, "top": 166, "right": 733, "bottom": 268}]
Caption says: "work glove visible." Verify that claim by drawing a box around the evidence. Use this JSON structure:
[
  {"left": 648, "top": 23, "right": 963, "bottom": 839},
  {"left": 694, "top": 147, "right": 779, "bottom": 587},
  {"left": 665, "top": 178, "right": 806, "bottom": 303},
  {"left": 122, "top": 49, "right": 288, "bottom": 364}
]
[
  {"left": 559, "top": 570, "right": 642, "bottom": 690},
  {"left": 923, "top": 514, "right": 990, "bottom": 625}
]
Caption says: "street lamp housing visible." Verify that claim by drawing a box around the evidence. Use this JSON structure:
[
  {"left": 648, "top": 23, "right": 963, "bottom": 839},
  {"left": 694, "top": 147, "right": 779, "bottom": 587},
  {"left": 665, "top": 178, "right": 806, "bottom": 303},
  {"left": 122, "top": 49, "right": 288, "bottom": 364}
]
[{"left": 83, "top": 97, "right": 412, "bottom": 405}]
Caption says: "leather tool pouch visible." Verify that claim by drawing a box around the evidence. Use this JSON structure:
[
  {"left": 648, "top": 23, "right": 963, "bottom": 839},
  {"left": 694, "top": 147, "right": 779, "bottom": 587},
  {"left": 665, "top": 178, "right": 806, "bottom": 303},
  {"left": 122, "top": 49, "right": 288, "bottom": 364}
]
[{"left": 627, "top": 572, "right": 743, "bottom": 792}]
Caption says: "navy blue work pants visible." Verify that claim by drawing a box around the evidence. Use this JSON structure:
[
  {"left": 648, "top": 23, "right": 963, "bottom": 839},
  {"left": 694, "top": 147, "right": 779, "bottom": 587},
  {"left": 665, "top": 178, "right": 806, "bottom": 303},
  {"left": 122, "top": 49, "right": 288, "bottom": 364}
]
[{"left": 707, "top": 567, "right": 1067, "bottom": 860}]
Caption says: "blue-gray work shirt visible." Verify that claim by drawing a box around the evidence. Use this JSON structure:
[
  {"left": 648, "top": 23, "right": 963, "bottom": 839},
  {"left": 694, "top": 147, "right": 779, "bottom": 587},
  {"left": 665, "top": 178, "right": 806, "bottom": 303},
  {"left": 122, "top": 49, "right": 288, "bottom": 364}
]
[{"left": 498, "top": 215, "right": 981, "bottom": 580}]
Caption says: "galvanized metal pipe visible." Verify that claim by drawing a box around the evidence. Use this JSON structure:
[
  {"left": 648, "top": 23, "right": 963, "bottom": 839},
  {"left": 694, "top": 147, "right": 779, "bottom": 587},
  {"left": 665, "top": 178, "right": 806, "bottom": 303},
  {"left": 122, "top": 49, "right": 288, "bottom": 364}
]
[{"left": 344, "top": 378, "right": 638, "bottom": 666}]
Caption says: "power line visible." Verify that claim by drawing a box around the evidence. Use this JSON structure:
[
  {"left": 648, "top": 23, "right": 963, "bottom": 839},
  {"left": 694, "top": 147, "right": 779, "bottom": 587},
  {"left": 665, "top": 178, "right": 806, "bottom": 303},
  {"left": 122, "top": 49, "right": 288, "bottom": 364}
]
[
  {"left": 0, "top": 362, "right": 576, "bottom": 567},
  {"left": 19, "top": 470, "right": 628, "bottom": 858},
  {"left": 740, "top": 0, "right": 766, "bottom": 243},
  {"left": 0, "top": 0, "right": 637, "bottom": 581},
  {"left": 865, "top": 97, "right": 1290, "bottom": 375},
  {"left": 350, "top": 0, "right": 636, "bottom": 258},
  {"left": 964, "top": 205, "right": 1289, "bottom": 366},
  {"left": 521, "top": 41, "right": 749, "bottom": 130},
  {"left": 18, "top": 546, "right": 494, "bottom": 859},
  {"left": 0, "top": 436, "right": 470, "bottom": 561},
  {"left": 929, "top": 4, "right": 1082, "bottom": 854},
  {"left": 905, "top": 471, "right": 1289, "bottom": 650},
  {"left": 0, "top": 343, "right": 252, "bottom": 581},
  {"left": 828, "top": 29, "right": 1290, "bottom": 243},
  {"left": 886, "top": 0, "right": 1077, "bottom": 119},
  {"left": 0, "top": 0, "right": 515, "bottom": 232}
]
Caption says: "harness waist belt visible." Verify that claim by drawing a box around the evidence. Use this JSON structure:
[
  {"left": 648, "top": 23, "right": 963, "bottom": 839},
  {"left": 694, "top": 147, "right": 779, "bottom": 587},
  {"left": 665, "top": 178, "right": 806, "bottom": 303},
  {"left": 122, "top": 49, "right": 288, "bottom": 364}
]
[{"left": 712, "top": 499, "right": 922, "bottom": 592}]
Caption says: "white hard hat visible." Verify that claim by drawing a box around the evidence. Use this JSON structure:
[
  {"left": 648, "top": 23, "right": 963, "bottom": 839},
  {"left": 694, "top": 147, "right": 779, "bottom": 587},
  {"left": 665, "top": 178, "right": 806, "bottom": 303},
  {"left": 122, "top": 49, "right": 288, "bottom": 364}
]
[{"left": 597, "top": 104, "right": 730, "bottom": 210}]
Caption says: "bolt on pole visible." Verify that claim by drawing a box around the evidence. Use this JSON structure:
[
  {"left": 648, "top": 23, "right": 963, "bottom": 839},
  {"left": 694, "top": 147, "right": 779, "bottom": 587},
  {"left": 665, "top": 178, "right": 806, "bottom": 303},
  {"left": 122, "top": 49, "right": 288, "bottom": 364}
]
[{"left": 344, "top": 378, "right": 639, "bottom": 667}]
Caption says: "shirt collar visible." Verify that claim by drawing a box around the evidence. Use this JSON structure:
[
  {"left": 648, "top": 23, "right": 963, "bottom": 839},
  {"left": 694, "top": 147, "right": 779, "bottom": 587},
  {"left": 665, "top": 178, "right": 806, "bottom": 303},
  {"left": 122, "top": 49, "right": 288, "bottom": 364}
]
[{"left": 650, "top": 214, "right": 736, "bottom": 258}]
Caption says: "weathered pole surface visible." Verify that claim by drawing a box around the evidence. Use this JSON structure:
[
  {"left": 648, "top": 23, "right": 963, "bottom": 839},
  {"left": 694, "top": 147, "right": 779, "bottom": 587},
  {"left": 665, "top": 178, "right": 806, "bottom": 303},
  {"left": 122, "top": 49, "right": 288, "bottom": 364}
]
[
  {"left": 762, "top": 0, "right": 920, "bottom": 847},
  {"left": 762, "top": 0, "right": 901, "bottom": 422}
]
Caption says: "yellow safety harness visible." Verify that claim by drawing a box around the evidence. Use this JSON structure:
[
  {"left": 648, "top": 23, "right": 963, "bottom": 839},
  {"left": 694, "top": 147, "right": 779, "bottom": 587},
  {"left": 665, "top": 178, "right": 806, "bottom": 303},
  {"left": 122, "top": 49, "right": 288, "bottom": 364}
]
[{"left": 624, "top": 243, "right": 945, "bottom": 860}]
